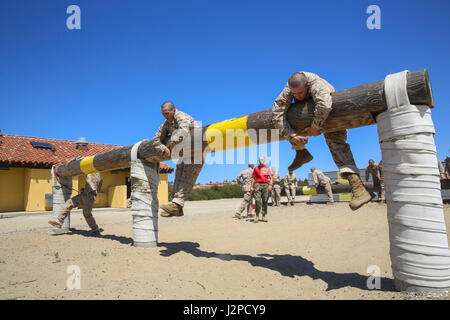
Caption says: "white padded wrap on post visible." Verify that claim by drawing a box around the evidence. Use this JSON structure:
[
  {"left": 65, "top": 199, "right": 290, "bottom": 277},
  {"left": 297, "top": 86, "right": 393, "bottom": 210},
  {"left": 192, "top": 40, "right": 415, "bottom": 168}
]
[
  {"left": 377, "top": 71, "right": 450, "bottom": 292},
  {"left": 130, "top": 140, "right": 160, "bottom": 248},
  {"left": 51, "top": 166, "right": 72, "bottom": 234},
  {"left": 385, "top": 71, "right": 410, "bottom": 109}
]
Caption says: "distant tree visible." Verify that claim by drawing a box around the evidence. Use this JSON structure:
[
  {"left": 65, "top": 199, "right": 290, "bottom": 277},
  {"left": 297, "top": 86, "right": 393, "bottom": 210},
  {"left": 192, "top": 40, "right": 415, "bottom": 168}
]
[
  {"left": 298, "top": 178, "right": 309, "bottom": 186},
  {"left": 188, "top": 184, "right": 243, "bottom": 201}
]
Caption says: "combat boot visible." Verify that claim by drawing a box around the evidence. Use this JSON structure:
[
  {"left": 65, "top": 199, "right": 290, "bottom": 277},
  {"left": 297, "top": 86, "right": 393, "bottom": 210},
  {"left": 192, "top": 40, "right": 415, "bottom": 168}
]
[
  {"left": 254, "top": 215, "right": 259, "bottom": 223},
  {"left": 346, "top": 174, "right": 374, "bottom": 211},
  {"left": 48, "top": 218, "right": 63, "bottom": 228},
  {"left": 261, "top": 215, "right": 268, "bottom": 222},
  {"left": 234, "top": 212, "right": 242, "bottom": 219},
  {"left": 160, "top": 202, "right": 184, "bottom": 217},
  {"left": 288, "top": 149, "right": 314, "bottom": 172}
]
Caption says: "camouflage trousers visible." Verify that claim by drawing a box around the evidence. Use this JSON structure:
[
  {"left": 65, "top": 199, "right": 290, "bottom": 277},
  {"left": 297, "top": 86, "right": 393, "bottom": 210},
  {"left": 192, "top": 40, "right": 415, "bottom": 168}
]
[
  {"left": 372, "top": 177, "right": 385, "bottom": 200},
  {"left": 57, "top": 193, "right": 99, "bottom": 231},
  {"left": 322, "top": 181, "right": 334, "bottom": 202},
  {"left": 236, "top": 191, "right": 253, "bottom": 215},
  {"left": 253, "top": 182, "right": 269, "bottom": 216},
  {"left": 285, "top": 185, "right": 296, "bottom": 203},
  {"left": 172, "top": 159, "right": 204, "bottom": 208},
  {"left": 271, "top": 185, "right": 281, "bottom": 206},
  {"left": 324, "top": 130, "right": 359, "bottom": 176}
]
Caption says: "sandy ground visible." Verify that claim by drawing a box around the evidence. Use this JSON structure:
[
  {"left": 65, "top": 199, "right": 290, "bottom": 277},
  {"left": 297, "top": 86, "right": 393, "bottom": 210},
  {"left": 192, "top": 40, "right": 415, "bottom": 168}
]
[{"left": 0, "top": 198, "right": 449, "bottom": 300}]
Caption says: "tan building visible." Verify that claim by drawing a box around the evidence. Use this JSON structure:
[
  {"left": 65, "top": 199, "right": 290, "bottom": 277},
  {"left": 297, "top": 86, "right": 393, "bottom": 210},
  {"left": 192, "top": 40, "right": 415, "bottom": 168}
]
[{"left": 0, "top": 133, "right": 173, "bottom": 212}]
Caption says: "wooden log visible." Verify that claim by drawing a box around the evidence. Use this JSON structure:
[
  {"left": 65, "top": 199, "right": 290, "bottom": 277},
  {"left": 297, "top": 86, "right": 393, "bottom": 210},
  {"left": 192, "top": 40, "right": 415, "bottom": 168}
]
[
  {"left": 55, "top": 69, "right": 433, "bottom": 178},
  {"left": 281, "top": 182, "right": 376, "bottom": 196},
  {"left": 279, "top": 179, "right": 450, "bottom": 197}
]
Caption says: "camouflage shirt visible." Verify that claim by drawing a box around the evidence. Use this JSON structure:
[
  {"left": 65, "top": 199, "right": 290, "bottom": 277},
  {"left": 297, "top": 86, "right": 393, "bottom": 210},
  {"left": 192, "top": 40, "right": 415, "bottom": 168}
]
[
  {"left": 237, "top": 167, "right": 254, "bottom": 192},
  {"left": 272, "top": 71, "right": 335, "bottom": 138},
  {"left": 153, "top": 109, "right": 198, "bottom": 154},
  {"left": 284, "top": 173, "right": 298, "bottom": 188},
  {"left": 272, "top": 173, "right": 282, "bottom": 186},
  {"left": 365, "top": 164, "right": 380, "bottom": 182},
  {"left": 84, "top": 173, "right": 102, "bottom": 196},
  {"left": 438, "top": 160, "right": 447, "bottom": 179},
  {"left": 312, "top": 170, "right": 330, "bottom": 187}
]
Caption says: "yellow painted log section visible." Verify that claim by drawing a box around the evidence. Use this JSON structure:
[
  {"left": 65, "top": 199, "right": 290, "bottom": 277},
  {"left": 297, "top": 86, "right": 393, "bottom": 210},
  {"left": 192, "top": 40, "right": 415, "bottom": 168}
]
[
  {"left": 302, "top": 186, "right": 318, "bottom": 195},
  {"left": 80, "top": 156, "right": 98, "bottom": 175},
  {"left": 205, "top": 116, "right": 256, "bottom": 152},
  {"left": 337, "top": 172, "right": 352, "bottom": 201}
]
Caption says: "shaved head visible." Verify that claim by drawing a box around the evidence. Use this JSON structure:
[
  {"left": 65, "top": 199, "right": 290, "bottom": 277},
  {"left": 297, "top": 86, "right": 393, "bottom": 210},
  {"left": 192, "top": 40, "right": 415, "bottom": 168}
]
[
  {"left": 161, "top": 101, "right": 175, "bottom": 111},
  {"left": 161, "top": 101, "right": 176, "bottom": 122},
  {"left": 288, "top": 72, "right": 308, "bottom": 89}
]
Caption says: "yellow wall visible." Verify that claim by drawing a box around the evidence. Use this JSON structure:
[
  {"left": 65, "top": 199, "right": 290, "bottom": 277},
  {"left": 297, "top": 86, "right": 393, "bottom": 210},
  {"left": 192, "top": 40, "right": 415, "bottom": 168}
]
[
  {"left": 158, "top": 174, "right": 169, "bottom": 205},
  {"left": 0, "top": 168, "right": 169, "bottom": 212},
  {"left": 23, "top": 168, "right": 52, "bottom": 211},
  {"left": 0, "top": 168, "right": 25, "bottom": 212},
  {"left": 78, "top": 171, "right": 129, "bottom": 207},
  {"left": 108, "top": 185, "right": 128, "bottom": 208}
]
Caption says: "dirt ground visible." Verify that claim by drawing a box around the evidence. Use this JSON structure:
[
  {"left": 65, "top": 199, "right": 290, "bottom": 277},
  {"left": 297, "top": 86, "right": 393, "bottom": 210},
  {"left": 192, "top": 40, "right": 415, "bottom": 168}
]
[{"left": 0, "top": 198, "right": 449, "bottom": 300}]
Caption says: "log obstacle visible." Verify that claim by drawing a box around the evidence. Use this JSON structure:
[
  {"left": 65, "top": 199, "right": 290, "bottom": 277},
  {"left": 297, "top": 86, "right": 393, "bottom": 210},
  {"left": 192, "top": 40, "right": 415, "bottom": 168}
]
[
  {"left": 288, "top": 182, "right": 375, "bottom": 196},
  {"left": 53, "top": 70, "right": 433, "bottom": 179},
  {"left": 50, "top": 69, "right": 449, "bottom": 293},
  {"left": 283, "top": 180, "right": 450, "bottom": 197}
]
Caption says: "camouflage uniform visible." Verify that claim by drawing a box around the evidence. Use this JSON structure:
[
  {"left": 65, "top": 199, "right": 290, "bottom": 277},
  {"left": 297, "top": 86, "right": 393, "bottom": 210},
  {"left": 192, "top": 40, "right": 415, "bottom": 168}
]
[
  {"left": 272, "top": 71, "right": 358, "bottom": 174},
  {"left": 57, "top": 173, "right": 102, "bottom": 231},
  {"left": 366, "top": 164, "right": 382, "bottom": 200},
  {"left": 271, "top": 173, "right": 282, "bottom": 206},
  {"left": 377, "top": 161, "right": 385, "bottom": 201},
  {"left": 153, "top": 109, "right": 203, "bottom": 208},
  {"left": 445, "top": 157, "right": 450, "bottom": 179},
  {"left": 312, "top": 170, "right": 334, "bottom": 203},
  {"left": 438, "top": 159, "right": 447, "bottom": 180},
  {"left": 284, "top": 173, "right": 298, "bottom": 204},
  {"left": 236, "top": 167, "right": 254, "bottom": 215}
]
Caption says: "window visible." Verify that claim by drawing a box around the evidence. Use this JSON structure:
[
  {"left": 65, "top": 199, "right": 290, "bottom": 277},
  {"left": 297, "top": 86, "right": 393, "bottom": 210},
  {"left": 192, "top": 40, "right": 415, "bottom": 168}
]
[{"left": 31, "top": 141, "right": 54, "bottom": 149}]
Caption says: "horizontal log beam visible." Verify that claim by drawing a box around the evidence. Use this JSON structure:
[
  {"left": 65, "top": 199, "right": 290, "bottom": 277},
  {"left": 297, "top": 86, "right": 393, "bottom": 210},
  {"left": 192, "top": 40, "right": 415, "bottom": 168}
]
[
  {"left": 55, "top": 69, "right": 433, "bottom": 178},
  {"left": 280, "top": 178, "right": 449, "bottom": 197},
  {"left": 280, "top": 182, "right": 377, "bottom": 196}
]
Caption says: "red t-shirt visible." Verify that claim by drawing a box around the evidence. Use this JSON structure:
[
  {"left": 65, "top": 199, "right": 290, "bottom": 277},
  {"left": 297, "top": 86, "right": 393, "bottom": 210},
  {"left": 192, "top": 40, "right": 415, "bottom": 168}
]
[{"left": 253, "top": 165, "right": 272, "bottom": 183}]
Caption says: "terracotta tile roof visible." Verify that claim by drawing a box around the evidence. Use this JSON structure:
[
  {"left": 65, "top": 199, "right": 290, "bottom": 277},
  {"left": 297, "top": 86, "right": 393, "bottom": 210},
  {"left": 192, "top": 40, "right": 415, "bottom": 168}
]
[{"left": 0, "top": 134, "right": 173, "bottom": 173}]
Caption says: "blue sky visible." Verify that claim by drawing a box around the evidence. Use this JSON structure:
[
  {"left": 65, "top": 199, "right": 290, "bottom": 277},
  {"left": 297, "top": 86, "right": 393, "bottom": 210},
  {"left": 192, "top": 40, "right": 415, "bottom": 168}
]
[{"left": 1, "top": 0, "right": 449, "bottom": 183}]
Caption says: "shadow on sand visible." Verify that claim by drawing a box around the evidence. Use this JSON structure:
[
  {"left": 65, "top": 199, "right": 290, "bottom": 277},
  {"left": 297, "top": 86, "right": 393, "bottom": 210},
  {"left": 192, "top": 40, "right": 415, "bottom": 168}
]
[
  {"left": 158, "top": 241, "right": 395, "bottom": 292},
  {"left": 69, "top": 228, "right": 133, "bottom": 246}
]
